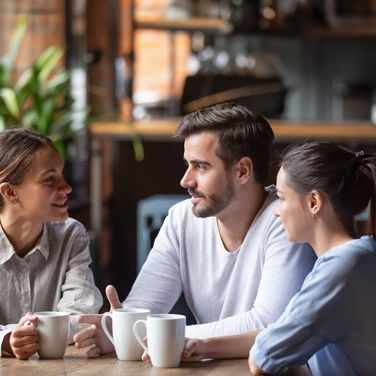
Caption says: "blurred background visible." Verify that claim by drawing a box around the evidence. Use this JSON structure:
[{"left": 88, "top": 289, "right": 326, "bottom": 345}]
[{"left": 1, "top": 0, "right": 375, "bottom": 304}]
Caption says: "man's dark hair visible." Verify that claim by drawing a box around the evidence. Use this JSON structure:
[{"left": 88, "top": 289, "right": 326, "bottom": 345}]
[{"left": 175, "top": 102, "right": 275, "bottom": 185}]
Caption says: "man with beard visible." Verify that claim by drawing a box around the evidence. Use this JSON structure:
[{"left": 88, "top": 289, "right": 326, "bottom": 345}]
[{"left": 74, "top": 103, "right": 316, "bottom": 358}]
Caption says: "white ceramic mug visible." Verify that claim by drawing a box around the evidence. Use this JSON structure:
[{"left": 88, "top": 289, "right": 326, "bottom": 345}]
[
  {"left": 101, "top": 308, "right": 150, "bottom": 360},
  {"left": 35, "top": 311, "right": 70, "bottom": 359},
  {"left": 133, "top": 314, "right": 186, "bottom": 368}
]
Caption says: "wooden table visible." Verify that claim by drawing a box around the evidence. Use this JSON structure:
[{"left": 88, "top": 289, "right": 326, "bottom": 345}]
[
  {"left": 90, "top": 118, "right": 376, "bottom": 258},
  {"left": 0, "top": 346, "right": 249, "bottom": 376},
  {"left": 0, "top": 346, "right": 311, "bottom": 376}
]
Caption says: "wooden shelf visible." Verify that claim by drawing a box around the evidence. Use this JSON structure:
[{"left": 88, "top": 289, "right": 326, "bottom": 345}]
[
  {"left": 134, "top": 16, "right": 232, "bottom": 34},
  {"left": 91, "top": 118, "right": 376, "bottom": 143},
  {"left": 307, "top": 25, "right": 376, "bottom": 39},
  {"left": 134, "top": 14, "right": 376, "bottom": 39}
]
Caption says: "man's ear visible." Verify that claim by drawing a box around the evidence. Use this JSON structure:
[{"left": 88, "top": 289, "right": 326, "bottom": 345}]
[
  {"left": 307, "top": 189, "right": 323, "bottom": 217},
  {"left": 0, "top": 182, "right": 18, "bottom": 204},
  {"left": 236, "top": 157, "right": 253, "bottom": 184}
]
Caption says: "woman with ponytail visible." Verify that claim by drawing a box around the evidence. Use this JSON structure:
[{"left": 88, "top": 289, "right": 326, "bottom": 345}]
[{"left": 249, "top": 141, "right": 376, "bottom": 375}]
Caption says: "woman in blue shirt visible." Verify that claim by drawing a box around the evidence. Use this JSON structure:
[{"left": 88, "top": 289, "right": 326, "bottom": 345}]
[{"left": 249, "top": 141, "right": 376, "bottom": 375}]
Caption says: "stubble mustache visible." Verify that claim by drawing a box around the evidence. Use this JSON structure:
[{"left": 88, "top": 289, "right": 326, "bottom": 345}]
[{"left": 187, "top": 188, "right": 205, "bottom": 199}]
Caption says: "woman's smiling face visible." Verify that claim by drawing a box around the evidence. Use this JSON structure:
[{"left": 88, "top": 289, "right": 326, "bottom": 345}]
[{"left": 13, "top": 146, "right": 72, "bottom": 224}]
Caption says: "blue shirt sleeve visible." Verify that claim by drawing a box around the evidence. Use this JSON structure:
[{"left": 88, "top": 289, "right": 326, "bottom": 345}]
[
  {"left": 250, "top": 312, "right": 326, "bottom": 372},
  {"left": 250, "top": 247, "right": 361, "bottom": 373}
]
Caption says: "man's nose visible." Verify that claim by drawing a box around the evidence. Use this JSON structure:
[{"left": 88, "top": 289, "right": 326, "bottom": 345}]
[{"left": 180, "top": 169, "right": 195, "bottom": 189}]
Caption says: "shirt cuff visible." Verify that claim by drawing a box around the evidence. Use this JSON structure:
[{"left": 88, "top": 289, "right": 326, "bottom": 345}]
[
  {"left": 0, "top": 327, "right": 16, "bottom": 358},
  {"left": 249, "top": 342, "right": 287, "bottom": 374}
]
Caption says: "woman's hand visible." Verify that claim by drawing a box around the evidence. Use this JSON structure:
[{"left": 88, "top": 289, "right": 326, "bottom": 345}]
[
  {"left": 141, "top": 337, "right": 209, "bottom": 363},
  {"left": 9, "top": 312, "right": 38, "bottom": 360}
]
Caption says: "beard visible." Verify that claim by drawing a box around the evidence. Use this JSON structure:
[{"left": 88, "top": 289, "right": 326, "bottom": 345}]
[{"left": 189, "top": 174, "right": 235, "bottom": 218}]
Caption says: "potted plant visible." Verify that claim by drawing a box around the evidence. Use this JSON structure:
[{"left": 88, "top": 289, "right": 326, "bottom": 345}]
[{"left": 0, "top": 16, "right": 77, "bottom": 160}]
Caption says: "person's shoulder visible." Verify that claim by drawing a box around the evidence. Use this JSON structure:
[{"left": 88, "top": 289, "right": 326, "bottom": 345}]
[
  {"left": 353, "top": 235, "right": 376, "bottom": 252},
  {"left": 168, "top": 197, "right": 193, "bottom": 217},
  {"left": 321, "top": 236, "right": 376, "bottom": 272},
  {"left": 326, "top": 236, "right": 376, "bottom": 257},
  {"left": 44, "top": 219, "right": 90, "bottom": 255},
  {"left": 167, "top": 198, "right": 213, "bottom": 232},
  {"left": 45, "top": 218, "right": 87, "bottom": 236},
  {"left": 306, "top": 237, "right": 376, "bottom": 296}
]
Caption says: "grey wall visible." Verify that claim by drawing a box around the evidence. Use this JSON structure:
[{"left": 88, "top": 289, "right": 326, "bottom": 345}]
[
  {"left": 228, "top": 34, "right": 376, "bottom": 121},
  {"left": 256, "top": 36, "right": 376, "bottom": 121}
]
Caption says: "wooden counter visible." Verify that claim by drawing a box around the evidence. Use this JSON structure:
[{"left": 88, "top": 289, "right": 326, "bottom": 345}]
[{"left": 91, "top": 118, "right": 376, "bottom": 142}]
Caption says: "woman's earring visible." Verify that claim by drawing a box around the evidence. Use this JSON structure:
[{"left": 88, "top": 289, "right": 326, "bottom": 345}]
[{"left": 313, "top": 213, "right": 318, "bottom": 219}]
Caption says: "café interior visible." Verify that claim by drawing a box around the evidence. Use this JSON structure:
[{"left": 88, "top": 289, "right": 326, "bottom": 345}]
[{"left": 1, "top": 0, "right": 376, "bottom": 306}]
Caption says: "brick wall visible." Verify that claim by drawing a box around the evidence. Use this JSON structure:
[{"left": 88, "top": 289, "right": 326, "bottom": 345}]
[
  {"left": 132, "top": 0, "right": 190, "bottom": 103},
  {"left": 0, "top": 0, "right": 65, "bottom": 74}
]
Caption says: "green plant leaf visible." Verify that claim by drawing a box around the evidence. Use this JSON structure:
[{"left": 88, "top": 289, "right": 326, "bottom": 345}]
[
  {"left": 50, "top": 111, "right": 75, "bottom": 136},
  {"left": 2, "top": 15, "right": 27, "bottom": 83},
  {"left": 28, "top": 65, "right": 43, "bottom": 114},
  {"left": 129, "top": 132, "right": 144, "bottom": 162},
  {"left": 46, "top": 71, "right": 70, "bottom": 93},
  {"left": 0, "top": 64, "right": 8, "bottom": 87},
  {"left": 54, "top": 141, "right": 66, "bottom": 160},
  {"left": 0, "top": 116, "right": 6, "bottom": 131},
  {"left": 0, "top": 16, "right": 93, "bottom": 161},
  {"left": 0, "top": 88, "right": 20, "bottom": 118},
  {"left": 36, "top": 47, "right": 64, "bottom": 82},
  {"left": 21, "top": 110, "right": 38, "bottom": 128},
  {"left": 15, "top": 68, "right": 32, "bottom": 91},
  {"left": 40, "top": 94, "right": 62, "bottom": 134}
]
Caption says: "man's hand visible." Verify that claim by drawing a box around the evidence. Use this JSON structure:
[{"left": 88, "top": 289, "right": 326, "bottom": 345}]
[
  {"left": 73, "top": 285, "right": 122, "bottom": 358},
  {"left": 181, "top": 338, "right": 208, "bottom": 361},
  {"left": 5, "top": 313, "right": 38, "bottom": 360},
  {"left": 141, "top": 337, "right": 208, "bottom": 364},
  {"left": 105, "top": 285, "right": 122, "bottom": 309}
]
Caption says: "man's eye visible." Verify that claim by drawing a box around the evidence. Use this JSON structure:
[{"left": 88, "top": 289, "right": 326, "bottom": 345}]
[{"left": 44, "top": 176, "right": 54, "bottom": 183}]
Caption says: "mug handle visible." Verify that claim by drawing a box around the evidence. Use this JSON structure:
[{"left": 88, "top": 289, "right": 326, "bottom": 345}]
[
  {"left": 101, "top": 313, "right": 115, "bottom": 346},
  {"left": 133, "top": 320, "right": 148, "bottom": 353}
]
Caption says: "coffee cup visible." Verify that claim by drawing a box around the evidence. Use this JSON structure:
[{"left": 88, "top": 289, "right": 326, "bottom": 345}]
[
  {"left": 35, "top": 311, "right": 70, "bottom": 359},
  {"left": 101, "top": 308, "right": 150, "bottom": 360},
  {"left": 133, "top": 314, "right": 186, "bottom": 368}
]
